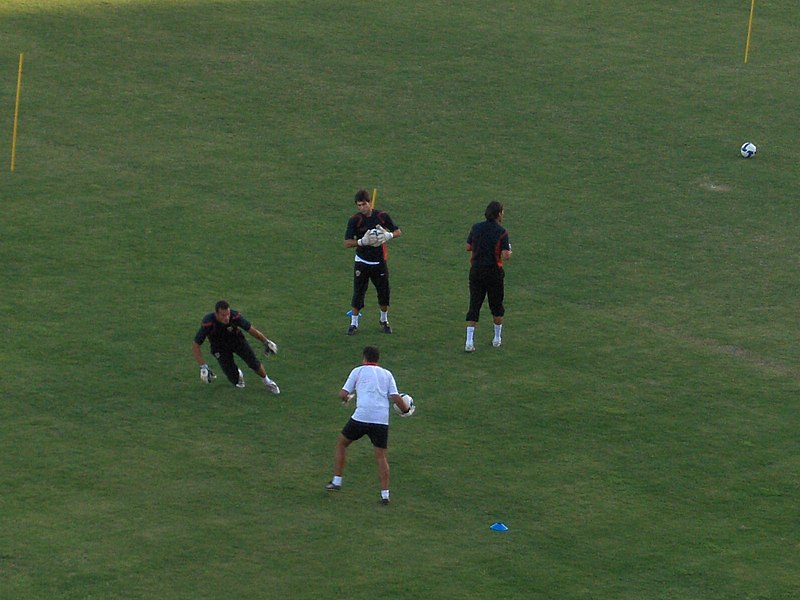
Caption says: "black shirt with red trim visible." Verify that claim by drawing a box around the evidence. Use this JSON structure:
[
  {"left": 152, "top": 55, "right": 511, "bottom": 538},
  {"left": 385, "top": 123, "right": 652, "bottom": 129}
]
[
  {"left": 467, "top": 220, "right": 511, "bottom": 268},
  {"left": 345, "top": 210, "right": 400, "bottom": 263},
  {"left": 194, "top": 310, "right": 252, "bottom": 350}
]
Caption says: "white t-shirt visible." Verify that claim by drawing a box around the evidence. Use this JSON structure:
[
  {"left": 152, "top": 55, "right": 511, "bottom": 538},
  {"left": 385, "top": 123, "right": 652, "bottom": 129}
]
[{"left": 342, "top": 363, "right": 399, "bottom": 425}]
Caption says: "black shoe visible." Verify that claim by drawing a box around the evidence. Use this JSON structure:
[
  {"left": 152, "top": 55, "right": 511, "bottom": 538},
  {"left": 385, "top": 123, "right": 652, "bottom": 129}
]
[
  {"left": 347, "top": 325, "right": 358, "bottom": 336},
  {"left": 380, "top": 321, "right": 392, "bottom": 334},
  {"left": 326, "top": 482, "right": 341, "bottom": 491},
  {"left": 379, "top": 497, "right": 390, "bottom": 505}
]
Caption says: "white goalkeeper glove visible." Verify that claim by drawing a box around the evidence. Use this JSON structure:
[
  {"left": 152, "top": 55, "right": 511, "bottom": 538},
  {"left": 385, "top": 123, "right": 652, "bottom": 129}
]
[
  {"left": 368, "top": 225, "right": 393, "bottom": 246},
  {"left": 375, "top": 224, "right": 394, "bottom": 242},
  {"left": 343, "top": 392, "right": 356, "bottom": 406},
  {"left": 398, "top": 395, "right": 415, "bottom": 417},
  {"left": 200, "top": 364, "right": 216, "bottom": 384},
  {"left": 263, "top": 339, "right": 278, "bottom": 355},
  {"left": 357, "top": 231, "right": 372, "bottom": 247},
  {"left": 368, "top": 231, "right": 384, "bottom": 246}
]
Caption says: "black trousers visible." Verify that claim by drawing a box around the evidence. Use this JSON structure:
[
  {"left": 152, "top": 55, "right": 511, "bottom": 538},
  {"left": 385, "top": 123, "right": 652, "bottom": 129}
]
[
  {"left": 466, "top": 265, "right": 505, "bottom": 322},
  {"left": 212, "top": 339, "right": 261, "bottom": 385},
  {"left": 351, "top": 261, "right": 390, "bottom": 310}
]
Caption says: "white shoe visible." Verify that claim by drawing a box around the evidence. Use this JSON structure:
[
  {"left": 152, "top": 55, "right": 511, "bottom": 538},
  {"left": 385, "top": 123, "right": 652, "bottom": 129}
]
[
  {"left": 465, "top": 344, "right": 475, "bottom": 353},
  {"left": 236, "top": 369, "right": 245, "bottom": 388},
  {"left": 492, "top": 339, "right": 502, "bottom": 348},
  {"left": 264, "top": 378, "right": 280, "bottom": 394}
]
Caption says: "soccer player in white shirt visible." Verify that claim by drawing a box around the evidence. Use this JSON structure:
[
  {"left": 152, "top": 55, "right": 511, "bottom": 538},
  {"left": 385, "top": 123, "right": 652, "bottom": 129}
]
[{"left": 326, "top": 346, "right": 412, "bottom": 505}]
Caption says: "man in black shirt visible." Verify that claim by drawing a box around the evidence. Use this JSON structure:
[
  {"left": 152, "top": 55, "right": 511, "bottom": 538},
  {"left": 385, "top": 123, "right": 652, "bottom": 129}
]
[
  {"left": 464, "top": 201, "right": 512, "bottom": 352},
  {"left": 192, "top": 300, "right": 280, "bottom": 393},
  {"left": 343, "top": 189, "right": 402, "bottom": 336}
]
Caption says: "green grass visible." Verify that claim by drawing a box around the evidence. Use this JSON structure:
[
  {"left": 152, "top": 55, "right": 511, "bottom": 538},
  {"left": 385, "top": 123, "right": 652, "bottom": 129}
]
[{"left": 2, "top": 0, "right": 800, "bottom": 598}]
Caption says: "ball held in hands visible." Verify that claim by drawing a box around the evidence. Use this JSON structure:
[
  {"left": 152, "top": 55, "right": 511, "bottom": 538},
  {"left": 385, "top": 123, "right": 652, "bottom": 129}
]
[{"left": 393, "top": 393, "right": 415, "bottom": 417}]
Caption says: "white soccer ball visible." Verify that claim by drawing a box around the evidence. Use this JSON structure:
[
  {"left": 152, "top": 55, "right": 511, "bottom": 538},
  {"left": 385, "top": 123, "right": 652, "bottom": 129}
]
[
  {"left": 740, "top": 142, "right": 757, "bottom": 158},
  {"left": 393, "top": 393, "right": 415, "bottom": 416}
]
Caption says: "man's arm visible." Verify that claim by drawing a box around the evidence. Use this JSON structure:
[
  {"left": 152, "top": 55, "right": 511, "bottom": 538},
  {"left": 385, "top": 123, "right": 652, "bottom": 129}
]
[
  {"left": 248, "top": 325, "right": 279, "bottom": 355},
  {"left": 390, "top": 393, "right": 410, "bottom": 413},
  {"left": 247, "top": 325, "right": 268, "bottom": 344},
  {"left": 344, "top": 216, "right": 360, "bottom": 248},
  {"left": 500, "top": 232, "right": 511, "bottom": 261},
  {"left": 191, "top": 341, "right": 206, "bottom": 366}
]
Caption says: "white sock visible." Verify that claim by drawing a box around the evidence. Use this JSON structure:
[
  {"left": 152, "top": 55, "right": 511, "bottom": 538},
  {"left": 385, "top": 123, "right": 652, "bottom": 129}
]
[
  {"left": 351, "top": 314, "right": 359, "bottom": 326},
  {"left": 466, "top": 326, "right": 475, "bottom": 345},
  {"left": 494, "top": 324, "right": 502, "bottom": 340},
  {"left": 380, "top": 310, "right": 388, "bottom": 322},
  {"left": 332, "top": 476, "right": 343, "bottom": 486},
  {"left": 263, "top": 375, "right": 272, "bottom": 384},
  {"left": 381, "top": 489, "right": 390, "bottom": 500}
]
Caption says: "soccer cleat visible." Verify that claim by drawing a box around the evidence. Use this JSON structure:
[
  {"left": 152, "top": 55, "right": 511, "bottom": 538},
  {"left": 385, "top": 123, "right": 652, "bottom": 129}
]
[
  {"left": 347, "top": 325, "right": 358, "bottom": 336},
  {"left": 465, "top": 344, "right": 475, "bottom": 353},
  {"left": 264, "top": 378, "right": 281, "bottom": 394},
  {"left": 325, "top": 482, "right": 341, "bottom": 491},
  {"left": 380, "top": 321, "right": 393, "bottom": 334},
  {"left": 236, "top": 369, "right": 245, "bottom": 388},
  {"left": 492, "top": 339, "right": 502, "bottom": 348},
  {"left": 379, "top": 497, "right": 390, "bottom": 505}
]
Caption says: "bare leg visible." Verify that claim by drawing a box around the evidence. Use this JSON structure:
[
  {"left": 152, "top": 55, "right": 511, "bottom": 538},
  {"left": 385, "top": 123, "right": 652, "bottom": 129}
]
[
  {"left": 374, "top": 447, "right": 390, "bottom": 490},
  {"left": 334, "top": 434, "right": 352, "bottom": 477}
]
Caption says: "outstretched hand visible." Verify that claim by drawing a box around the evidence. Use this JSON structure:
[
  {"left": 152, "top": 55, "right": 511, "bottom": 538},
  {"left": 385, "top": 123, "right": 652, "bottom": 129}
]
[
  {"left": 200, "top": 364, "right": 216, "bottom": 384},
  {"left": 263, "top": 339, "right": 278, "bottom": 356}
]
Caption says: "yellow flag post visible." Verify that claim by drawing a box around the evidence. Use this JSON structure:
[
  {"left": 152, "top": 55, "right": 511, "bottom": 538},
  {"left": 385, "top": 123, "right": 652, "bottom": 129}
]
[
  {"left": 744, "top": 0, "right": 756, "bottom": 64},
  {"left": 371, "top": 188, "right": 377, "bottom": 209},
  {"left": 11, "top": 52, "right": 24, "bottom": 172}
]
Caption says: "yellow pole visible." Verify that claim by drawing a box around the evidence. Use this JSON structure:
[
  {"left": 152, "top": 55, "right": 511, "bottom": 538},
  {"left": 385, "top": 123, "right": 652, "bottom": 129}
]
[
  {"left": 11, "top": 52, "right": 24, "bottom": 173},
  {"left": 371, "top": 188, "right": 377, "bottom": 209},
  {"left": 744, "top": 0, "right": 756, "bottom": 64}
]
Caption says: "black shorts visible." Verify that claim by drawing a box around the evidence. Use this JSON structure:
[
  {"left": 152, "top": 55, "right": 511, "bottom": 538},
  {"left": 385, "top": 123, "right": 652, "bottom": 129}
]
[
  {"left": 351, "top": 261, "right": 390, "bottom": 309},
  {"left": 341, "top": 418, "right": 389, "bottom": 449},
  {"left": 211, "top": 339, "right": 261, "bottom": 385},
  {"left": 466, "top": 265, "right": 505, "bottom": 322}
]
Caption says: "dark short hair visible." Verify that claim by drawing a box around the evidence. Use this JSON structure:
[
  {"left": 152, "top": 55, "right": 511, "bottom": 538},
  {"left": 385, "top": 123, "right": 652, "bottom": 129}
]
[
  {"left": 214, "top": 300, "right": 230, "bottom": 312},
  {"left": 363, "top": 346, "right": 380, "bottom": 363},
  {"left": 354, "top": 189, "right": 371, "bottom": 204},
  {"left": 485, "top": 201, "right": 504, "bottom": 221}
]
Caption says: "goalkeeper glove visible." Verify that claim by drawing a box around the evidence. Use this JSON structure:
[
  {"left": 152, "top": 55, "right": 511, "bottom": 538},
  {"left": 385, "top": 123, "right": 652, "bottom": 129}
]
[
  {"left": 399, "top": 395, "right": 415, "bottom": 417},
  {"left": 357, "top": 231, "right": 372, "bottom": 247},
  {"left": 375, "top": 225, "right": 394, "bottom": 243},
  {"left": 263, "top": 339, "right": 278, "bottom": 355},
  {"left": 200, "top": 364, "right": 216, "bottom": 384}
]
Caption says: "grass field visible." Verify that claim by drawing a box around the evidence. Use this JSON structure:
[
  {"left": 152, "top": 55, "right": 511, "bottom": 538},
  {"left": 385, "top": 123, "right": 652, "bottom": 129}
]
[{"left": 2, "top": 0, "right": 800, "bottom": 598}]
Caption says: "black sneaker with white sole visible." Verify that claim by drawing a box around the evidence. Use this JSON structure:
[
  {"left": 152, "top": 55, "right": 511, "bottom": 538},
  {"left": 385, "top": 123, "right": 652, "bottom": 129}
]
[{"left": 380, "top": 321, "right": 392, "bottom": 334}]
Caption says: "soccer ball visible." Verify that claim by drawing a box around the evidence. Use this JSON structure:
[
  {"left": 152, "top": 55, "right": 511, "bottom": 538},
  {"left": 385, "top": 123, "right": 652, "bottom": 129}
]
[
  {"left": 393, "top": 393, "right": 415, "bottom": 416},
  {"left": 740, "top": 142, "right": 757, "bottom": 158}
]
